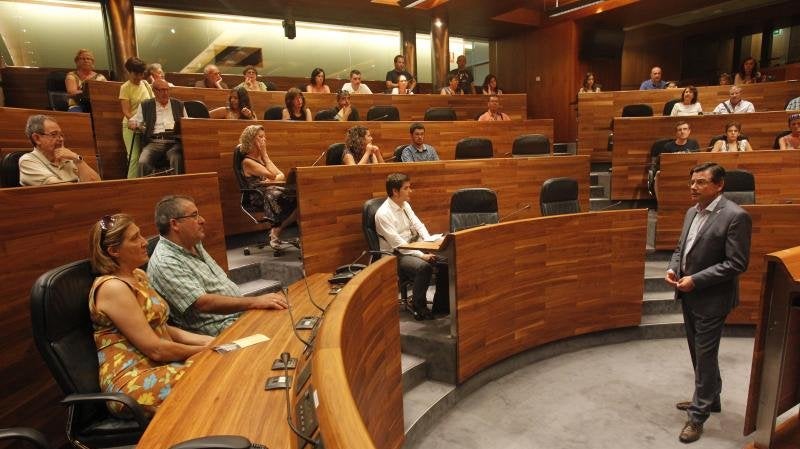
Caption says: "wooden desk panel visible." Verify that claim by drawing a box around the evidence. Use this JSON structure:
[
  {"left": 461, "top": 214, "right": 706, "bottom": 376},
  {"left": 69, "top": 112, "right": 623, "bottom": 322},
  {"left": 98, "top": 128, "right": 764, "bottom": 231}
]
[
  {"left": 0, "top": 106, "right": 99, "bottom": 173},
  {"left": 86, "top": 80, "right": 528, "bottom": 179},
  {"left": 611, "top": 112, "right": 797, "bottom": 200},
  {"left": 578, "top": 81, "right": 800, "bottom": 162},
  {"left": 0, "top": 66, "right": 111, "bottom": 110},
  {"left": 0, "top": 174, "right": 226, "bottom": 448},
  {"left": 180, "top": 118, "right": 554, "bottom": 236},
  {"left": 295, "top": 156, "right": 590, "bottom": 275},
  {"left": 452, "top": 210, "right": 647, "bottom": 382},
  {"left": 314, "top": 257, "right": 404, "bottom": 449}
]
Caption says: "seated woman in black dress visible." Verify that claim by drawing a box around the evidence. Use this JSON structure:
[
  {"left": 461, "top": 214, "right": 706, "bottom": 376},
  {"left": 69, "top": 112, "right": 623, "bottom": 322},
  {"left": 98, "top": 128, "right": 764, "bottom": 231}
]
[
  {"left": 281, "top": 87, "right": 312, "bottom": 121},
  {"left": 342, "top": 125, "right": 385, "bottom": 165},
  {"left": 238, "top": 124, "right": 298, "bottom": 249}
]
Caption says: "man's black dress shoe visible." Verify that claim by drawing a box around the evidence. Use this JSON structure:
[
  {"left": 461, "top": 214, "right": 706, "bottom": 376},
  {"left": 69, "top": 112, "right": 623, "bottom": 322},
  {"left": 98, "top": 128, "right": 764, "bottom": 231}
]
[{"left": 675, "top": 401, "right": 721, "bottom": 413}]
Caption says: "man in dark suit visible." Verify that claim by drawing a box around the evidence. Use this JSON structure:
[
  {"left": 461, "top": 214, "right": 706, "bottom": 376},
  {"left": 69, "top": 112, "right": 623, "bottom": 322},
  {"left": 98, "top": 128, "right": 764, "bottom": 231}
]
[
  {"left": 665, "top": 162, "right": 751, "bottom": 443},
  {"left": 128, "top": 79, "right": 187, "bottom": 176}
]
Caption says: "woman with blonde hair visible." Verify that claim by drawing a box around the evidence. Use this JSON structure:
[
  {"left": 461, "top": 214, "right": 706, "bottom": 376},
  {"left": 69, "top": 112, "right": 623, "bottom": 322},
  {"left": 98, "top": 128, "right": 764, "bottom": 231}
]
[
  {"left": 88, "top": 214, "right": 211, "bottom": 415},
  {"left": 65, "top": 49, "right": 107, "bottom": 112}
]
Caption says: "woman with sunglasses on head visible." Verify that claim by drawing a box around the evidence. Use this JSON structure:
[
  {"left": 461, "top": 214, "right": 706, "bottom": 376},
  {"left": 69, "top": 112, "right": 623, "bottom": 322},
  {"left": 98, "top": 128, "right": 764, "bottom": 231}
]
[{"left": 88, "top": 214, "right": 212, "bottom": 415}]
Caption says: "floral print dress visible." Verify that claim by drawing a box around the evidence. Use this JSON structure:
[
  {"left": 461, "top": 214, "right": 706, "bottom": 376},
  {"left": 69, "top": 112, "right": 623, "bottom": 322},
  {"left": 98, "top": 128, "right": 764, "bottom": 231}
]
[{"left": 89, "top": 268, "right": 191, "bottom": 415}]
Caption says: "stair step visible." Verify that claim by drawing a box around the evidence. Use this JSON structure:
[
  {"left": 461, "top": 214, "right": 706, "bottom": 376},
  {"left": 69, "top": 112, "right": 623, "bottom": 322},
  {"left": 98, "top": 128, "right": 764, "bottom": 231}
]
[
  {"left": 641, "top": 312, "right": 684, "bottom": 325},
  {"left": 642, "top": 296, "right": 680, "bottom": 315},
  {"left": 228, "top": 262, "right": 262, "bottom": 285},
  {"left": 403, "top": 380, "right": 456, "bottom": 434},
  {"left": 401, "top": 353, "right": 428, "bottom": 393}
]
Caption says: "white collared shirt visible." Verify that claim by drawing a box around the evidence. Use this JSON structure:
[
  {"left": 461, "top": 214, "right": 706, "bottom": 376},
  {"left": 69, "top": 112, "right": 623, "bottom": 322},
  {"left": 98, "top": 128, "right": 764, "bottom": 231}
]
[
  {"left": 681, "top": 194, "right": 723, "bottom": 271},
  {"left": 374, "top": 198, "right": 431, "bottom": 257}
]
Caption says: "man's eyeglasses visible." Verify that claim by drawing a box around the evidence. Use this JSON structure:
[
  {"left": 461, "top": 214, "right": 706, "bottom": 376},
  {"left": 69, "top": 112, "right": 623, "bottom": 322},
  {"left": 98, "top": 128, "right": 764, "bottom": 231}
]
[
  {"left": 174, "top": 211, "right": 201, "bottom": 221},
  {"left": 38, "top": 131, "right": 64, "bottom": 139}
]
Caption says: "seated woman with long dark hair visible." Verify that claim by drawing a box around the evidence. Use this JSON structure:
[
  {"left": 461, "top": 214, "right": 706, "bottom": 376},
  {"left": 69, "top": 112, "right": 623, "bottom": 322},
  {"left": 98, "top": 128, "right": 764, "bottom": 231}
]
[
  {"left": 88, "top": 214, "right": 211, "bottom": 415},
  {"left": 238, "top": 125, "right": 298, "bottom": 249},
  {"left": 210, "top": 87, "right": 255, "bottom": 120},
  {"left": 342, "top": 125, "right": 385, "bottom": 165},
  {"left": 282, "top": 88, "right": 313, "bottom": 121}
]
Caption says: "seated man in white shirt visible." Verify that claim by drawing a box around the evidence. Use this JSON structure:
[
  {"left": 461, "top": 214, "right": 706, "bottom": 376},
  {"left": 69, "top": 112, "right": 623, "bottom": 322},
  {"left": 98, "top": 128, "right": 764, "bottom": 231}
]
[
  {"left": 341, "top": 69, "right": 373, "bottom": 94},
  {"left": 19, "top": 114, "right": 101, "bottom": 185},
  {"left": 374, "top": 173, "right": 448, "bottom": 320},
  {"left": 128, "top": 79, "right": 187, "bottom": 176},
  {"left": 712, "top": 85, "right": 755, "bottom": 114}
]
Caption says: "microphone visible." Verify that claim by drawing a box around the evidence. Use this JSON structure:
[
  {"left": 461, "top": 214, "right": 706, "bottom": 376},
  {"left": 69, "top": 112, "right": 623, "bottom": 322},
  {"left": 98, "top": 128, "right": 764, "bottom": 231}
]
[
  {"left": 282, "top": 352, "right": 320, "bottom": 448},
  {"left": 301, "top": 269, "right": 325, "bottom": 313},
  {"left": 310, "top": 150, "right": 326, "bottom": 167},
  {"left": 499, "top": 203, "right": 532, "bottom": 222},
  {"left": 369, "top": 114, "right": 389, "bottom": 122},
  {"left": 283, "top": 287, "right": 313, "bottom": 350}
]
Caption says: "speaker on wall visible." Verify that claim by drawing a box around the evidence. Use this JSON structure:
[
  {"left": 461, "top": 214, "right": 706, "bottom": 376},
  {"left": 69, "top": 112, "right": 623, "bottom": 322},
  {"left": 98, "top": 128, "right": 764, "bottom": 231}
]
[{"left": 283, "top": 19, "right": 296, "bottom": 39}]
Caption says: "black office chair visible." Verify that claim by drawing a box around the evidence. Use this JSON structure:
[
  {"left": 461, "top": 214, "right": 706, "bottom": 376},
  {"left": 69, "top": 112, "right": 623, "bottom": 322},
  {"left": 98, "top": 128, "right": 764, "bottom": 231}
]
[
  {"left": 366, "top": 105, "right": 400, "bottom": 121},
  {"left": 708, "top": 133, "right": 748, "bottom": 149},
  {"left": 0, "top": 427, "right": 49, "bottom": 448},
  {"left": 393, "top": 144, "right": 407, "bottom": 162},
  {"left": 540, "top": 177, "right": 580, "bottom": 216},
  {"left": 30, "top": 260, "right": 150, "bottom": 449},
  {"left": 184, "top": 100, "right": 210, "bottom": 118},
  {"left": 647, "top": 138, "right": 674, "bottom": 197},
  {"left": 511, "top": 134, "right": 550, "bottom": 157},
  {"left": 455, "top": 137, "right": 493, "bottom": 159},
  {"left": 314, "top": 108, "right": 338, "bottom": 121},
  {"left": 324, "top": 143, "right": 346, "bottom": 166},
  {"left": 773, "top": 130, "right": 791, "bottom": 149},
  {"left": 232, "top": 145, "right": 277, "bottom": 255},
  {"left": 449, "top": 188, "right": 499, "bottom": 232},
  {"left": 1, "top": 150, "right": 27, "bottom": 187},
  {"left": 621, "top": 104, "right": 654, "bottom": 117},
  {"left": 424, "top": 107, "right": 457, "bottom": 121},
  {"left": 723, "top": 169, "right": 755, "bottom": 205},
  {"left": 662, "top": 98, "right": 681, "bottom": 116},
  {"left": 264, "top": 106, "right": 284, "bottom": 120},
  {"left": 362, "top": 198, "right": 413, "bottom": 310},
  {"left": 46, "top": 70, "right": 70, "bottom": 112}
]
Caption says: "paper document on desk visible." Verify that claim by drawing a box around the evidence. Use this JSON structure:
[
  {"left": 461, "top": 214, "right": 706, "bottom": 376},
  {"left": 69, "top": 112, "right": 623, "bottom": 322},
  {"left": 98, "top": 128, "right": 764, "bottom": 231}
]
[
  {"left": 213, "top": 333, "right": 270, "bottom": 354},
  {"left": 425, "top": 234, "right": 443, "bottom": 242}
]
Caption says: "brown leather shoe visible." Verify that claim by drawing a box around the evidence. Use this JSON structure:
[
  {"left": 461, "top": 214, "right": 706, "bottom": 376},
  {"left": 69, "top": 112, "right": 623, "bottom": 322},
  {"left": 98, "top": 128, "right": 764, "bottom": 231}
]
[
  {"left": 676, "top": 401, "right": 721, "bottom": 413},
  {"left": 679, "top": 421, "right": 703, "bottom": 443}
]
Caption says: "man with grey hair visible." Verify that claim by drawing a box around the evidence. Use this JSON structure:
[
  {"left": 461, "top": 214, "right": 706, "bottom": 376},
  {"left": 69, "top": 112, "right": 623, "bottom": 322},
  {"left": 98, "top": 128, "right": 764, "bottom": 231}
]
[
  {"left": 147, "top": 195, "right": 287, "bottom": 336},
  {"left": 194, "top": 64, "right": 228, "bottom": 89},
  {"left": 18, "top": 114, "right": 100, "bottom": 185},
  {"left": 713, "top": 85, "right": 755, "bottom": 114}
]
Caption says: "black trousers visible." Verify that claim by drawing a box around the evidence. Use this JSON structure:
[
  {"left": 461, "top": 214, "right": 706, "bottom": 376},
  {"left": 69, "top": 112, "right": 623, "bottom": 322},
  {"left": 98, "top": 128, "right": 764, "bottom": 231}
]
[
  {"left": 397, "top": 254, "right": 449, "bottom": 313},
  {"left": 681, "top": 299, "right": 726, "bottom": 424},
  {"left": 139, "top": 139, "right": 184, "bottom": 176}
]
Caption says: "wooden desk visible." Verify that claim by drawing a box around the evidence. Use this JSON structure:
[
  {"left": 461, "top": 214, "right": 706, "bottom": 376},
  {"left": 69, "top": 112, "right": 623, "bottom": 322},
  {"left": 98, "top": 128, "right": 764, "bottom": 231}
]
[
  {"left": 443, "top": 210, "right": 647, "bottom": 382},
  {"left": 0, "top": 173, "right": 226, "bottom": 448},
  {"left": 0, "top": 106, "right": 99, "bottom": 173},
  {"left": 611, "top": 111, "right": 797, "bottom": 200},
  {"left": 138, "top": 260, "right": 404, "bottom": 449},
  {"left": 0, "top": 66, "right": 110, "bottom": 110},
  {"left": 180, "top": 118, "right": 553, "bottom": 236},
  {"left": 86, "top": 80, "right": 528, "bottom": 179},
  {"left": 578, "top": 80, "right": 800, "bottom": 163},
  {"left": 295, "top": 156, "right": 591, "bottom": 275}
]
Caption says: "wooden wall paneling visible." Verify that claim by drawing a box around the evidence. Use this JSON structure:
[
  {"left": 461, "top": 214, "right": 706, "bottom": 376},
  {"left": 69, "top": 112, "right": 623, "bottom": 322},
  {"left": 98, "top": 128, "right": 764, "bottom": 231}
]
[
  {"left": 0, "top": 67, "right": 111, "bottom": 110},
  {"left": 0, "top": 107, "right": 99, "bottom": 172},
  {"left": 87, "top": 80, "right": 528, "bottom": 179},
  {"left": 490, "top": 33, "right": 529, "bottom": 96},
  {"left": 611, "top": 111, "right": 796, "bottom": 200},
  {"left": 453, "top": 209, "right": 647, "bottom": 382},
  {"left": 180, "top": 118, "right": 554, "bottom": 236},
  {"left": 0, "top": 174, "right": 226, "bottom": 448},
  {"left": 620, "top": 25, "right": 683, "bottom": 91},
  {"left": 578, "top": 80, "right": 800, "bottom": 162},
  {"left": 314, "top": 257, "right": 404, "bottom": 449},
  {"left": 294, "top": 156, "right": 591, "bottom": 275}
]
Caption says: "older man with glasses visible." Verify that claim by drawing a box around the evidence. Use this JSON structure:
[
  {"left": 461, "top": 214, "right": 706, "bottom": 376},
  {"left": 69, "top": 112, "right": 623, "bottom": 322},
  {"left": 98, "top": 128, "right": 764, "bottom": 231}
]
[
  {"left": 128, "top": 79, "right": 187, "bottom": 176},
  {"left": 147, "top": 195, "right": 288, "bottom": 336},
  {"left": 18, "top": 114, "right": 100, "bottom": 185},
  {"left": 194, "top": 64, "right": 228, "bottom": 89}
]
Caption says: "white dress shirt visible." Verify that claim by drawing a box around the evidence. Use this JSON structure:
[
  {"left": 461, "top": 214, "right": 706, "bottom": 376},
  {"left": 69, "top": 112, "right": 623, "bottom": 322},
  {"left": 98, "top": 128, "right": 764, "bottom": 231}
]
[{"left": 374, "top": 198, "right": 431, "bottom": 258}]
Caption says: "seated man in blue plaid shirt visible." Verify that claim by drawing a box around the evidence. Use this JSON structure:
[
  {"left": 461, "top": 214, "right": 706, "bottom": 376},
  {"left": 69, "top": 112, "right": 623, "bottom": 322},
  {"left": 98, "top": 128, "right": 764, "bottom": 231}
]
[{"left": 147, "top": 195, "right": 287, "bottom": 336}]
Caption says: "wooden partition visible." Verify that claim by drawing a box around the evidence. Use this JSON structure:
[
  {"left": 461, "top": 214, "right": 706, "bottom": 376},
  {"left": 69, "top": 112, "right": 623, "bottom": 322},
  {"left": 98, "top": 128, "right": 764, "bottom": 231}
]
[
  {"left": 611, "top": 111, "right": 796, "bottom": 199},
  {"left": 165, "top": 71, "right": 421, "bottom": 94},
  {"left": 578, "top": 80, "right": 800, "bottom": 162},
  {"left": 86, "top": 80, "right": 528, "bottom": 179},
  {"left": 448, "top": 209, "right": 647, "bottom": 382},
  {"left": 295, "top": 156, "right": 590, "bottom": 275},
  {"left": 0, "top": 106, "right": 99, "bottom": 173},
  {"left": 0, "top": 66, "right": 111, "bottom": 110},
  {"left": 0, "top": 174, "right": 226, "bottom": 447},
  {"left": 180, "top": 118, "right": 554, "bottom": 236},
  {"left": 314, "top": 257, "right": 404, "bottom": 449}
]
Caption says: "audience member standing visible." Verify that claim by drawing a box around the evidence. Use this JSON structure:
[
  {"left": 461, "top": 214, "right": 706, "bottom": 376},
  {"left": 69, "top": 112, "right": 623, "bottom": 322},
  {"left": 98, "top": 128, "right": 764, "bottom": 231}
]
[
  {"left": 306, "top": 67, "right": 331, "bottom": 93},
  {"left": 711, "top": 122, "right": 753, "bottom": 152},
  {"left": 447, "top": 55, "right": 475, "bottom": 94},
  {"left": 478, "top": 96, "right": 510, "bottom": 121},
  {"left": 712, "top": 86, "right": 755, "bottom": 114},
  {"left": 65, "top": 49, "right": 107, "bottom": 112},
  {"left": 734, "top": 57, "right": 764, "bottom": 85},
  {"left": 386, "top": 55, "right": 416, "bottom": 93},
  {"left": 666, "top": 162, "right": 751, "bottom": 444},
  {"left": 19, "top": 115, "right": 100, "bottom": 185},
  {"left": 119, "top": 57, "right": 154, "bottom": 178},
  {"left": 341, "top": 69, "right": 372, "bottom": 94},
  {"left": 670, "top": 86, "right": 703, "bottom": 116},
  {"left": 195, "top": 64, "right": 228, "bottom": 89},
  {"left": 640, "top": 66, "right": 667, "bottom": 90},
  {"left": 779, "top": 114, "right": 800, "bottom": 150},
  {"left": 282, "top": 88, "right": 312, "bottom": 121},
  {"left": 578, "top": 72, "right": 601, "bottom": 93}
]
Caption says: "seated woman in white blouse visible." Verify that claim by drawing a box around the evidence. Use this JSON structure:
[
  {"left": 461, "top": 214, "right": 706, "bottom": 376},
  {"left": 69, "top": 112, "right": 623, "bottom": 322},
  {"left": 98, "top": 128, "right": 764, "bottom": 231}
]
[
  {"left": 391, "top": 75, "right": 413, "bottom": 95},
  {"left": 711, "top": 122, "right": 753, "bottom": 152},
  {"left": 670, "top": 86, "right": 703, "bottom": 116}
]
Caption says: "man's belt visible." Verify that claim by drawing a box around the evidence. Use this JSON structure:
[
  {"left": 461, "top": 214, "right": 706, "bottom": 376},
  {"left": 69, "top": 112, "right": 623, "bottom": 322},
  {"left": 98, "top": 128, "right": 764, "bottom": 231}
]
[{"left": 150, "top": 131, "right": 177, "bottom": 140}]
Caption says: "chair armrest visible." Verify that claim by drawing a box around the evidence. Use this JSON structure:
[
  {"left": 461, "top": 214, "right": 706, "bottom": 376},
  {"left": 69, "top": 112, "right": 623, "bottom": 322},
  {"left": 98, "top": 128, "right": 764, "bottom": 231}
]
[
  {"left": 61, "top": 392, "right": 150, "bottom": 428},
  {"left": 0, "top": 427, "right": 49, "bottom": 449},
  {"left": 169, "top": 435, "right": 253, "bottom": 449}
]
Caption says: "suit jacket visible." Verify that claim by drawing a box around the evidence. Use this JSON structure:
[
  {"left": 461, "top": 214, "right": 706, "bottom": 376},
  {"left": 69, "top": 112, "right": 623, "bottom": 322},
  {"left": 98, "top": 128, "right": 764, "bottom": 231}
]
[
  {"left": 140, "top": 98, "right": 184, "bottom": 146},
  {"left": 668, "top": 195, "right": 752, "bottom": 317}
]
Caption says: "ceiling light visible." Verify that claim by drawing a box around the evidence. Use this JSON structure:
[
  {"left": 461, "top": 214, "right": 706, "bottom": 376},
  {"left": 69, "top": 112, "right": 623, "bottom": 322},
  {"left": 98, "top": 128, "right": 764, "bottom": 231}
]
[{"left": 549, "top": 0, "right": 604, "bottom": 18}]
